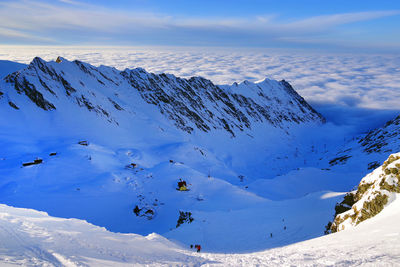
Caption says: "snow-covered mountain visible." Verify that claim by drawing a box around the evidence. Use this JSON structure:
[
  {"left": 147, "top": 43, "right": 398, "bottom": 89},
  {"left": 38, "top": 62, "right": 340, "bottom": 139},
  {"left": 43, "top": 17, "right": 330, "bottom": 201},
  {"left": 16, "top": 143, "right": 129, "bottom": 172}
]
[
  {"left": 0, "top": 57, "right": 335, "bottom": 253},
  {"left": 1, "top": 57, "right": 324, "bottom": 136}
]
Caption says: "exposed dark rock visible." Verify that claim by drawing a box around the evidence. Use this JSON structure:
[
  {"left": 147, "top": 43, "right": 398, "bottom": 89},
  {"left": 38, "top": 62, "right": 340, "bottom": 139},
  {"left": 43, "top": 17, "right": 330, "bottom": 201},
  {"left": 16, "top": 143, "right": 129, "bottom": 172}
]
[
  {"left": 8, "top": 101, "right": 19, "bottom": 110},
  {"left": 368, "top": 161, "right": 380, "bottom": 170},
  {"left": 108, "top": 97, "right": 124, "bottom": 111},
  {"left": 76, "top": 95, "right": 94, "bottom": 110},
  {"left": 133, "top": 205, "right": 155, "bottom": 220},
  {"left": 60, "top": 76, "right": 76, "bottom": 96},
  {"left": 329, "top": 155, "right": 352, "bottom": 166},
  {"left": 22, "top": 158, "right": 43, "bottom": 167},
  {"left": 176, "top": 211, "right": 194, "bottom": 228},
  {"left": 78, "top": 140, "right": 89, "bottom": 146},
  {"left": 7, "top": 73, "right": 55, "bottom": 110},
  {"left": 359, "top": 115, "right": 400, "bottom": 154}
]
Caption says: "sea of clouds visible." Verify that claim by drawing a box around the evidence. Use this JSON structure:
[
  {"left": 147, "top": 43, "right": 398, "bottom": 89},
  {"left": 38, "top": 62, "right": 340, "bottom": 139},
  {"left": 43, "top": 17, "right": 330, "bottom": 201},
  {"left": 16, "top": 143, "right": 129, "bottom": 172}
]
[{"left": 1, "top": 46, "right": 399, "bottom": 133}]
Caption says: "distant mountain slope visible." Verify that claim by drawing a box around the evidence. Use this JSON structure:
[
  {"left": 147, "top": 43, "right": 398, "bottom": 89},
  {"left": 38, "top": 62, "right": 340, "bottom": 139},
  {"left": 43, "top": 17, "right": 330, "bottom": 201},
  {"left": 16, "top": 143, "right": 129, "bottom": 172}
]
[
  {"left": 358, "top": 115, "right": 400, "bottom": 155},
  {"left": 324, "top": 114, "right": 400, "bottom": 174},
  {"left": 0, "top": 57, "right": 324, "bottom": 137}
]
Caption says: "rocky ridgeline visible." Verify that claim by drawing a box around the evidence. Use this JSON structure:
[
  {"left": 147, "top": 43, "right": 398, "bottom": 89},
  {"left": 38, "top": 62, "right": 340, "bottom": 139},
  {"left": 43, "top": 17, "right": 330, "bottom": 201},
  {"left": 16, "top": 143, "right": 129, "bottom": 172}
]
[
  {"left": 359, "top": 115, "right": 400, "bottom": 154},
  {"left": 0, "top": 57, "right": 324, "bottom": 136},
  {"left": 328, "top": 153, "right": 400, "bottom": 233},
  {"left": 327, "top": 114, "right": 400, "bottom": 171}
]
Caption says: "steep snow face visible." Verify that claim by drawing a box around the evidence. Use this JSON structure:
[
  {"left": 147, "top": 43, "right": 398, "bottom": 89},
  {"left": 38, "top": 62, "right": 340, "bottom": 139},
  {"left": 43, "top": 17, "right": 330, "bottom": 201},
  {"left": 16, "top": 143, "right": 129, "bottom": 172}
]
[
  {"left": 330, "top": 153, "right": 400, "bottom": 232},
  {"left": 0, "top": 57, "right": 324, "bottom": 137}
]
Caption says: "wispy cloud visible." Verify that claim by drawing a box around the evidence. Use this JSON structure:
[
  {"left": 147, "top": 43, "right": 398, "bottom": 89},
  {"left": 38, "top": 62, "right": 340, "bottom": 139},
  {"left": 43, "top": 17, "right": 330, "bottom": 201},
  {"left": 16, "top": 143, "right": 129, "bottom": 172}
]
[
  {"left": 0, "top": 26, "right": 54, "bottom": 42},
  {"left": 0, "top": 0, "right": 399, "bottom": 49},
  {"left": 282, "top": 11, "right": 400, "bottom": 32},
  {"left": 58, "top": 0, "right": 83, "bottom": 5}
]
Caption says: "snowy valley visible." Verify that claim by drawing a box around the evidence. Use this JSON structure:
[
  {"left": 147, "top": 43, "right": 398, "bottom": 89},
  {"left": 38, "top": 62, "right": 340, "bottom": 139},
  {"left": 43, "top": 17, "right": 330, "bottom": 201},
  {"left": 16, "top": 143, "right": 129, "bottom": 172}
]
[{"left": 0, "top": 57, "right": 399, "bottom": 266}]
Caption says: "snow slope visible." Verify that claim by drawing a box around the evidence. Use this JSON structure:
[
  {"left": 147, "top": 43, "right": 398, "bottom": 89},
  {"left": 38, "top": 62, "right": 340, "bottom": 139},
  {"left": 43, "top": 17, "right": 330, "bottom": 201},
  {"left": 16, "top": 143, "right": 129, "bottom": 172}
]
[
  {"left": 1, "top": 193, "right": 399, "bottom": 266},
  {"left": 206, "top": 194, "right": 400, "bottom": 266},
  {"left": 0, "top": 204, "right": 205, "bottom": 266},
  {"left": 0, "top": 60, "right": 26, "bottom": 79}
]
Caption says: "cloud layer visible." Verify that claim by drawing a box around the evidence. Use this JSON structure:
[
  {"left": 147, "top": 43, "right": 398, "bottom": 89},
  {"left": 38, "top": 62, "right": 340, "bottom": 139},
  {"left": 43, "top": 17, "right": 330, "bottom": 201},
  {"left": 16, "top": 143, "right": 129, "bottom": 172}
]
[{"left": 1, "top": 46, "right": 399, "bottom": 132}]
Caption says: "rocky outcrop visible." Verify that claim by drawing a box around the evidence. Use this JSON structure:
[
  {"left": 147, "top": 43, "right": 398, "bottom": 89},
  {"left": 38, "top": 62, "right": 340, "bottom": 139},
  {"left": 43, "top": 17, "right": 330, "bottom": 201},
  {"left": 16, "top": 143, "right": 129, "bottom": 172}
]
[
  {"left": 5, "top": 71, "right": 56, "bottom": 111},
  {"left": 329, "top": 153, "right": 400, "bottom": 233}
]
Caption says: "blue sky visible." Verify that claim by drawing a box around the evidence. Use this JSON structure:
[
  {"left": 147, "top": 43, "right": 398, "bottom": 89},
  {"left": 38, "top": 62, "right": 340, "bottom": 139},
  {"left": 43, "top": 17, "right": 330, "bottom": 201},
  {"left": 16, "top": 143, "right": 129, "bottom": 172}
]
[{"left": 0, "top": 0, "right": 399, "bottom": 52}]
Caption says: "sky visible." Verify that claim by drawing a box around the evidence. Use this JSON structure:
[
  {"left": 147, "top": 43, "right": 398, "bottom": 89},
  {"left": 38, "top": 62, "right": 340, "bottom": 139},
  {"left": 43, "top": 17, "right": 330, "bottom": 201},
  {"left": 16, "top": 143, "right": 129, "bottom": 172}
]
[{"left": 0, "top": 0, "right": 399, "bottom": 52}]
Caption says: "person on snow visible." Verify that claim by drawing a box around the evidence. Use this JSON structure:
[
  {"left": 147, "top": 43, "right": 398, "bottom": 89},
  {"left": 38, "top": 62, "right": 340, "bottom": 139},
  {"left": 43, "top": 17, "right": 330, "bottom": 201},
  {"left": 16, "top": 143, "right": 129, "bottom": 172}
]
[{"left": 195, "top": 244, "right": 201, "bottom": 252}]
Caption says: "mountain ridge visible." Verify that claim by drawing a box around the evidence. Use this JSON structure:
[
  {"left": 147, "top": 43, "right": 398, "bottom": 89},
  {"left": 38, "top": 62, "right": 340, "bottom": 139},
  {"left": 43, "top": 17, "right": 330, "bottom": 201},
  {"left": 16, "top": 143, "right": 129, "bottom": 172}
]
[{"left": 1, "top": 57, "right": 325, "bottom": 137}]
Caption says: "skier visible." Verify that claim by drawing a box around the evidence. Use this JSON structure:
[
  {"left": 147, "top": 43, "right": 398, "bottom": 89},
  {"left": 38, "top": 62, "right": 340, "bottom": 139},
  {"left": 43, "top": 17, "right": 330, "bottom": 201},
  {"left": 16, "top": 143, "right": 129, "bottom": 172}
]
[{"left": 195, "top": 244, "right": 201, "bottom": 252}]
